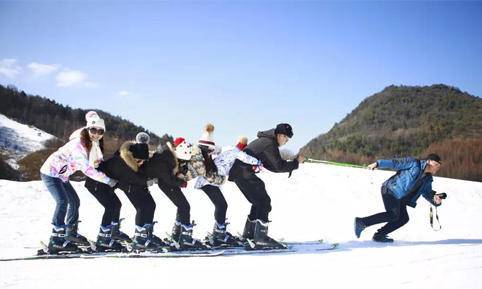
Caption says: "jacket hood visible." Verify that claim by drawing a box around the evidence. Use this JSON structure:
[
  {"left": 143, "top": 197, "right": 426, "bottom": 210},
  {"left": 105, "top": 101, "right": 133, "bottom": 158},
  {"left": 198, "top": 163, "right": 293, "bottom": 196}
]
[
  {"left": 120, "top": 141, "right": 140, "bottom": 172},
  {"left": 257, "top": 129, "right": 276, "bottom": 139}
]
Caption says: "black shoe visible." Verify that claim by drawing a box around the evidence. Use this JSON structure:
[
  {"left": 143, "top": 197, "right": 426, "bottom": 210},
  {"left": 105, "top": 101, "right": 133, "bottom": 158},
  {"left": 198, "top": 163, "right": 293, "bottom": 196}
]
[
  {"left": 176, "top": 222, "right": 210, "bottom": 251},
  {"left": 132, "top": 224, "right": 167, "bottom": 252},
  {"left": 48, "top": 227, "right": 81, "bottom": 254},
  {"left": 110, "top": 220, "right": 132, "bottom": 243},
  {"left": 144, "top": 223, "right": 170, "bottom": 248},
  {"left": 241, "top": 217, "right": 256, "bottom": 241},
  {"left": 249, "top": 219, "right": 286, "bottom": 250},
  {"left": 354, "top": 217, "right": 367, "bottom": 238},
  {"left": 170, "top": 221, "right": 182, "bottom": 243},
  {"left": 65, "top": 222, "right": 90, "bottom": 246},
  {"left": 96, "top": 226, "right": 127, "bottom": 252},
  {"left": 206, "top": 222, "right": 244, "bottom": 247},
  {"left": 372, "top": 233, "right": 394, "bottom": 243}
]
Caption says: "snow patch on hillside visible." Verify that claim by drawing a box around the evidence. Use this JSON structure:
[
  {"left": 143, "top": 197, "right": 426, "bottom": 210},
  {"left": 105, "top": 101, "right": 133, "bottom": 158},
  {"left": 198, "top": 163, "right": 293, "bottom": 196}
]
[{"left": 0, "top": 113, "right": 55, "bottom": 168}]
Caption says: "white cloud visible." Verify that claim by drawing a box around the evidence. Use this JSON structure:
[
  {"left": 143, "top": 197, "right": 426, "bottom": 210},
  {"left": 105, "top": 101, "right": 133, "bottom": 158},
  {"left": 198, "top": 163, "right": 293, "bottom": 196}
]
[
  {"left": 118, "top": 90, "right": 131, "bottom": 96},
  {"left": 28, "top": 62, "right": 59, "bottom": 76},
  {"left": 0, "top": 58, "right": 22, "bottom": 78},
  {"left": 56, "top": 69, "right": 89, "bottom": 87}
]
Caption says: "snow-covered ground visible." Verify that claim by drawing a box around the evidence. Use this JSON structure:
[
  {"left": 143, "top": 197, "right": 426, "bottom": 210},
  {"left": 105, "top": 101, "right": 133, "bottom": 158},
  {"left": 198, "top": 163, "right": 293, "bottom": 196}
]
[
  {"left": 0, "top": 163, "right": 481, "bottom": 289},
  {"left": 0, "top": 114, "right": 54, "bottom": 169}
]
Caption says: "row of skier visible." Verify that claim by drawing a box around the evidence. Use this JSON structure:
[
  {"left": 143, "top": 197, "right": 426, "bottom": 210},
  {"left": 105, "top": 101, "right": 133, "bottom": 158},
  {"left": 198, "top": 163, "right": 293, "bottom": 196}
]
[
  {"left": 40, "top": 111, "right": 303, "bottom": 253},
  {"left": 39, "top": 111, "right": 445, "bottom": 254}
]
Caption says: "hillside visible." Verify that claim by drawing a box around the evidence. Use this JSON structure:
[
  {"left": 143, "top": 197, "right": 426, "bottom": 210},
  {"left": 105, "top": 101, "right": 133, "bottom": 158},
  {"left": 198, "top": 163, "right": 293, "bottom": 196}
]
[
  {"left": 300, "top": 84, "right": 482, "bottom": 181},
  {"left": 0, "top": 84, "right": 173, "bottom": 180}
]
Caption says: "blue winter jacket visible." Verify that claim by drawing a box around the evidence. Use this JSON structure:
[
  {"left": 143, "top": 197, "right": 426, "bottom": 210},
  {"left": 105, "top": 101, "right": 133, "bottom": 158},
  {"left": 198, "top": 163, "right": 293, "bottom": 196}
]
[{"left": 377, "top": 157, "right": 436, "bottom": 208}]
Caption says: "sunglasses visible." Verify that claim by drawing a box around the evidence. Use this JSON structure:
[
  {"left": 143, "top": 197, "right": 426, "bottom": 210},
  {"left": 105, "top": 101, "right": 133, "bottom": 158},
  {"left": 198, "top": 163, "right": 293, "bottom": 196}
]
[{"left": 89, "top": 127, "right": 105, "bottom": 135}]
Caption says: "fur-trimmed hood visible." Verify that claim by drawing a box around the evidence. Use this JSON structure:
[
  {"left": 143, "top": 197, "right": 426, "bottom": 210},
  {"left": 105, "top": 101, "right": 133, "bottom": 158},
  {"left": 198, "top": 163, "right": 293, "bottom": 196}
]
[{"left": 120, "top": 141, "right": 140, "bottom": 172}]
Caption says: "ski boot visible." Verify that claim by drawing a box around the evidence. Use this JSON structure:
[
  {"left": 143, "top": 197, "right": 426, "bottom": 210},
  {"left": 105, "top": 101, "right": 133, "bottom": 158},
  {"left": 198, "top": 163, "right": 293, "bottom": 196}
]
[
  {"left": 171, "top": 221, "right": 210, "bottom": 251},
  {"left": 241, "top": 217, "right": 256, "bottom": 241},
  {"left": 144, "top": 223, "right": 170, "bottom": 248},
  {"left": 47, "top": 226, "right": 81, "bottom": 254},
  {"left": 247, "top": 219, "right": 286, "bottom": 250},
  {"left": 132, "top": 223, "right": 168, "bottom": 252},
  {"left": 95, "top": 225, "right": 127, "bottom": 252},
  {"left": 65, "top": 221, "right": 91, "bottom": 247},
  {"left": 110, "top": 219, "right": 132, "bottom": 243},
  {"left": 206, "top": 222, "right": 244, "bottom": 248},
  {"left": 354, "top": 217, "right": 367, "bottom": 238},
  {"left": 372, "top": 232, "right": 394, "bottom": 243}
]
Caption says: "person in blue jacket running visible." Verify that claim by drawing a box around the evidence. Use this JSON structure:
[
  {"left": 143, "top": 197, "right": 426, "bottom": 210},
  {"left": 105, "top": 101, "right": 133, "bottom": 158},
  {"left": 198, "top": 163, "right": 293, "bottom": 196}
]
[{"left": 354, "top": 153, "right": 444, "bottom": 242}]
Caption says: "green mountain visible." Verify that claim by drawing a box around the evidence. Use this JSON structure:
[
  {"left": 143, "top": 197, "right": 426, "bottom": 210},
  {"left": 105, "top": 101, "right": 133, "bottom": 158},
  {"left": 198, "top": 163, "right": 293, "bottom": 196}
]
[{"left": 300, "top": 84, "right": 482, "bottom": 181}]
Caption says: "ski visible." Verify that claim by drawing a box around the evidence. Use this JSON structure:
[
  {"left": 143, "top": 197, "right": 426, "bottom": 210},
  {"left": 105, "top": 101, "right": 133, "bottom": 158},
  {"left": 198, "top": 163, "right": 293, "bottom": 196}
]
[
  {"left": 221, "top": 240, "right": 338, "bottom": 256},
  {"left": 0, "top": 249, "right": 225, "bottom": 262},
  {"left": 0, "top": 240, "right": 338, "bottom": 261}
]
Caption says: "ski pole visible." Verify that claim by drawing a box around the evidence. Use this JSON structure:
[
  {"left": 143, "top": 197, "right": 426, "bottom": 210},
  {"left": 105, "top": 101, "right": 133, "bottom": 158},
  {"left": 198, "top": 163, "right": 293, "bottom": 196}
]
[{"left": 306, "top": 158, "right": 366, "bottom": 169}]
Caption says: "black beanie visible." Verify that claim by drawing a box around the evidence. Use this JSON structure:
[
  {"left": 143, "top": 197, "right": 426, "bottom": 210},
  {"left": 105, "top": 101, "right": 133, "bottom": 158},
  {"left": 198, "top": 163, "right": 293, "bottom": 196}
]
[
  {"left": 426, "top": 153, "right": 442, "bottom": 163},
  {"left": 129, "top": 143, "right": 149, "bottom": 160},
  {"left": 274, "top": 123, "right": 294, "bottom": 138}
]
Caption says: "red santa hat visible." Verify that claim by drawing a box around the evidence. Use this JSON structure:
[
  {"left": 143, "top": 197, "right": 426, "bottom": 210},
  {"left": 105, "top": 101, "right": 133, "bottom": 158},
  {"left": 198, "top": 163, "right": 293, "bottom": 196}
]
[{"left": 173, "top": 137, "right": 192, "bottom": 161}]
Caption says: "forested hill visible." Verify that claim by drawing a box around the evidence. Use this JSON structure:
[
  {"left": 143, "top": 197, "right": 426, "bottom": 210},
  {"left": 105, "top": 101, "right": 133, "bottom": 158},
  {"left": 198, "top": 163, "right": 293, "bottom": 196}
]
[
  {"left": 0, "top": 84, "right": 172, "bottom": 180},
  {"left": 300, "top": 84, "right": 482, "bottom": 181},
  {"left": 0, "top": 84, "right": 171, "bottom": 147}
]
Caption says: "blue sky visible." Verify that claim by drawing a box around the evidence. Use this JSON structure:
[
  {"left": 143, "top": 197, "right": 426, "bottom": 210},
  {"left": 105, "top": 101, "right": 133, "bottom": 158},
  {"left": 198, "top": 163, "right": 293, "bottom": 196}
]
[{"left": 1, "top": 1, "right": 481, "bottom": 152}]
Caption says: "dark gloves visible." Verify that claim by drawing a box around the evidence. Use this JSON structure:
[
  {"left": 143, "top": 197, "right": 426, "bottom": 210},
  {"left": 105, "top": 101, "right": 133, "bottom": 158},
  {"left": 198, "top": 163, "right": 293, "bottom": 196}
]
[{"left": 252, "top": 161, "right": 263, "bottom": 173}]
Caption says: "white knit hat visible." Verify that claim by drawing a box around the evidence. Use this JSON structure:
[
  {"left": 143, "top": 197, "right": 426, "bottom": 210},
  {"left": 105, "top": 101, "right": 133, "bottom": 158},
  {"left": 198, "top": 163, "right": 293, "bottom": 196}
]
[
  {"left": 85, "top": 111, "right": 106, "bottom": 130},
  {"left": 198, "top": 123, "right": 215, "bottom": 149}
]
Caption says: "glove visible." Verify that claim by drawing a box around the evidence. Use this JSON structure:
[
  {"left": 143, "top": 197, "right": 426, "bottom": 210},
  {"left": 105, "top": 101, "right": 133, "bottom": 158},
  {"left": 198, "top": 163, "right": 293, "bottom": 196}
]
[
  {"left": 146, "top": 178, "right": 158, "bottom": 187},
  {"left": 252, "top": 164, "right": 263, "bottom": 173},
  {"left": 108, "top": 179, "right": 118, "bottom": 188}
]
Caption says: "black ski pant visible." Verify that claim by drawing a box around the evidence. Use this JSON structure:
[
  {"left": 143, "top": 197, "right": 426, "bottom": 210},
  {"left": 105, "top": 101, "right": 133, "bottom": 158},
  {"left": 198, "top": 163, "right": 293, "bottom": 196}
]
[
  {"left": 360, "top": 186, "right": 409, "bottom": 235},
  {"left": 157, "top": 183, "right": 191, "bottom": 225},
  {"left": 123, "top": 186, "right": 156, "bottom": 227},
  {"left": 233, "top": 173, "right": 271, "bottom": 222},
  {"left": 200, "top": 185, "right": 228, "bottom": 225},
  {"left": 85, "top": 178, "right": 122, "bottom": 226}
]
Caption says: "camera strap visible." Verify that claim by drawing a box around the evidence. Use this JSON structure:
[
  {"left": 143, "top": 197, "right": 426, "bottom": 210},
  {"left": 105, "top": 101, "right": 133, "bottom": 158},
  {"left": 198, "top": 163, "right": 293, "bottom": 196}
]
[{"left": 430, "top": 206, "right": 442, "bottom": 231}]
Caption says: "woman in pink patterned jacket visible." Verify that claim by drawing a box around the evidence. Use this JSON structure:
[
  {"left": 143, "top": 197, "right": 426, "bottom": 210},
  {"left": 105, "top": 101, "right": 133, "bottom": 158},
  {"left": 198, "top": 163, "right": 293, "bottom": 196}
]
[{"left": 40, "top": 111, "right": 117, "bottom": 254}]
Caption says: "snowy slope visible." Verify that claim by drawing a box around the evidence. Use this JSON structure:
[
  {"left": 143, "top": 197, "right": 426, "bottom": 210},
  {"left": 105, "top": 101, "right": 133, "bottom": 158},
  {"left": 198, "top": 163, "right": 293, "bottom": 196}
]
[
  {"left": 0, "top": 163, "right": 481, "bottom": 289},
  {"left": 0, "top": 114, "right": 55, "bottom": 168}
]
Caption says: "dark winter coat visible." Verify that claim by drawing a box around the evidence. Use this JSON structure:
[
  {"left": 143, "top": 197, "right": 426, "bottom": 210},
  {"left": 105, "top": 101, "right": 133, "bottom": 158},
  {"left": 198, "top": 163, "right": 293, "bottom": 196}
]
[
  {"left": 140, "top": 145, "right": 185, "bottom": 189},
  {"left": 378, "top": 157, "right": 437, "bottom": 208},
  {"left": 229, "top": 129, "right": 299, "bottom": 180},
  {"left": 94, "top": 141, "right": 148, "bottom": 193}
]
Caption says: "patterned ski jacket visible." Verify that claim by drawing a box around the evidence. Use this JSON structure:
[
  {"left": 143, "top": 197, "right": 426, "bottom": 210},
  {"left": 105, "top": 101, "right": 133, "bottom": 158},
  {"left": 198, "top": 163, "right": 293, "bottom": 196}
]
[
  {"left": 40, "top": 137, "right": 112, "bottom": 184},
  {"left": 214, "top": 147, "right": 260, "bottom": 176},
  {"left": 183, "top": 145, "right": 225, "bottom": 189}
]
